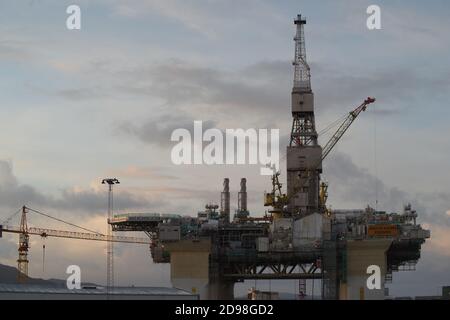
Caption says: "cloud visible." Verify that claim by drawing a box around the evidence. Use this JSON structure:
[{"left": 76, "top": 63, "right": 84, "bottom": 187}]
[
  {"left": 56, "top": 88, "right": 104, "bottom": 101},
  {"left": 119, "top": 113, "right": 217, "bottom": 147},
  {"left": 108, "top": 0, "right": 283, "bottom": 39},
  {"left": 380, "top": 2, "right": 450, "bottom": 52},
  {"left": 324, "top": 151, "right": 450, "bottom": 296},
  {"left": 0, "top": 160, "right": 164, "bottom": 218},
  {"left": 86, "top": 58, "right": 449, "bottom": 128},
  {"left": 313, "top": 64, "right": 450, "bottom": 115},
  {"left": 115, "top": 60, "right": 290, "bottom": 114},
  {"left": 422, "top": 223, "right": 450, "bottom": 258},
  {"left": 325, "top": 152, "right": 406, "bottom": 210},
  {"left": 0, "top": 40, "right": 32, "bottom": 61},
  {"left": 325, "top": 152, "right": 450, "bottom": 228},
  {"left": 110, "top": 0, "right": 222, "bottom": 38},
  {"left": 110, "top": 165, "right": 179, "bottom": 180},
  {"left": 45, "top": 53, "right": 450, "bottom": 136},
  {"left": 0, "top": 160, "right": 50, "bottom": 210}
]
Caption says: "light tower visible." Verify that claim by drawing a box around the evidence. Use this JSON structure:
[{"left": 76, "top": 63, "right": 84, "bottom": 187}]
[
  {"left": 286, "top": 15, "right": 322, "bottom": 216},
  {"left": 101, "top": 178, "right": 120, "bottom": 294}
]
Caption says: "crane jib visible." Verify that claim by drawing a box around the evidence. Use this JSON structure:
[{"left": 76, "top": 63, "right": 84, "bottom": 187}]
[
  {"left": 284, "top": 97, "right": 376, "bottom": 201},
  {"left": 0, "top": 224, "right": 151, "bottom": 244}
]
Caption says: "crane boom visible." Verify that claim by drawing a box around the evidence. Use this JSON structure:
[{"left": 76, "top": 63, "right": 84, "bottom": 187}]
[
  {"left": 321, "top": 97, "right": 375, "bottom": 160},
  {"left": 265, "top": 97, "right": 376, "bottom": 213},
  {"left": 289, "top": 97, "right": 376, "bottom": 201},
  {"left": 0, "top": 225, "right": 152, "bottom": 244}
]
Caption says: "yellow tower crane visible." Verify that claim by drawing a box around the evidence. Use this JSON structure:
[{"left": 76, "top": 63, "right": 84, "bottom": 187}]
[{"left": 0, "top": 205, "right": 152, "bottom": 283}]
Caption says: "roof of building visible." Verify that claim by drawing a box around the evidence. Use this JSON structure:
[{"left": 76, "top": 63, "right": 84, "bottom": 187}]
[{"left": 0, "top": 284, "right": 194, "bottom": 296}]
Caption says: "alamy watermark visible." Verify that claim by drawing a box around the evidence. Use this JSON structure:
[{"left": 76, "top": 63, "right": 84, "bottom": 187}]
[
  {"left": 170, "top": 121, "right": 279, "bottom": 176},
  {"left": 66, "top": 5, "right": 81, "bottom": 30},
  {"left": 66, "top": 264, "right": 81, "bottom": 289},
  {"left": 64, "top": 5, "right": 380, "bottom": 31},
  {"left": 366, "top": 264, "right": 381, "bottom": 290},
  {"left": 367, "top": 5, "right": 381, "bottom": 30}
]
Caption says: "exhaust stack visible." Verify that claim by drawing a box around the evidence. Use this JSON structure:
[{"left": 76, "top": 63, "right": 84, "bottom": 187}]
[
  {"left": 220, "top": 178, "right": 230, "bottom": 223},
  {"left": 238, "top": 178, "right": 247, "bottom": 212}
]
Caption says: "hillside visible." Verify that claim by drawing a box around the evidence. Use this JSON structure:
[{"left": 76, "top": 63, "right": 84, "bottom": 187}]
[{"left": 0, "top": 263, "right": 67, "bottom": 286}]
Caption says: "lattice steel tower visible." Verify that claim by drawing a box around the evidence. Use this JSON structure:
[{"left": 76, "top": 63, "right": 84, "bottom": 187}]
[
  {"left": 287, "top": 15, "right": 322, "bottom": 215},
  {"left": 17, "top": 206, "right": 29, "bottom": 283},
  {"left": 102, "top": 177, "right": 120, "bottom": 295}
]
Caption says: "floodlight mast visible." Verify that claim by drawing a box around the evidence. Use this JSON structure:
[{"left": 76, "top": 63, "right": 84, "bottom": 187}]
[{"left": 101, "top": 178, "right": 120, "bottom": 295}]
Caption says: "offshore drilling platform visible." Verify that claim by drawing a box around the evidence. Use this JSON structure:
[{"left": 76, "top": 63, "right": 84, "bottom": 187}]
[{"left": 110, "top": 15, "right": 430, "bottom": 300}]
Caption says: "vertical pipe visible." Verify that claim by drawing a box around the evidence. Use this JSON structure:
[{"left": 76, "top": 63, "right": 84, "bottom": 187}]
[
  {"left": 238, "top": 178, "right": 247, "bottom": 212},
  {"left": 221, "top": 178, "right": 230, "bottom": 223}
]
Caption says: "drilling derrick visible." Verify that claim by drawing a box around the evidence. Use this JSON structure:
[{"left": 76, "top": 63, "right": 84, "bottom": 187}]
[{"left": 287, "top": 15, "right": 322, "bottom": 216}]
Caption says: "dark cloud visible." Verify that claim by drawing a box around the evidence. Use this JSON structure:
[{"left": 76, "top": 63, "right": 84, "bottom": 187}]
[
  {"left": 323, "top": 151, "right": 450, "bottom": 296},
  {"left": 115, "top": 60, "right": 291, "bottom": 114},
  {"left": 0, "top": 161, "right": 49, "bottom": 208},
  {"left": 119, "top": 113, "right": 217, "bottom": 147},
  {"left": 324, "top": 152, "right": 450, "bottom": 227},
  {"left": 242, "top": 60, "right": 291, "bottom": 82},
  {"left": 0, "top": 160, "right": 164, "bottom": 219},
  {"left": 51, "top": 188, "right": 156, "bottom": 213},
  {"left": 51, "top": 58, "right": 450, "bottom": 138},
  {"left": 56, "top": 88, "right": 104, "bottom": 101},
  {"left": 314, "top": 67, "right": 420, "bottom": 112},
  {"left": 110, "top": 59, "right": 450, "bottom": 126},
  {"left": 0, "top": 40, "right": 32, "bottom": 61}
]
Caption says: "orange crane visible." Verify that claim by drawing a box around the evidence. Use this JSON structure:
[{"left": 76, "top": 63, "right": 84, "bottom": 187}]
[{"left": 0, "top": 205, "right": 152, "bottom": 283}]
